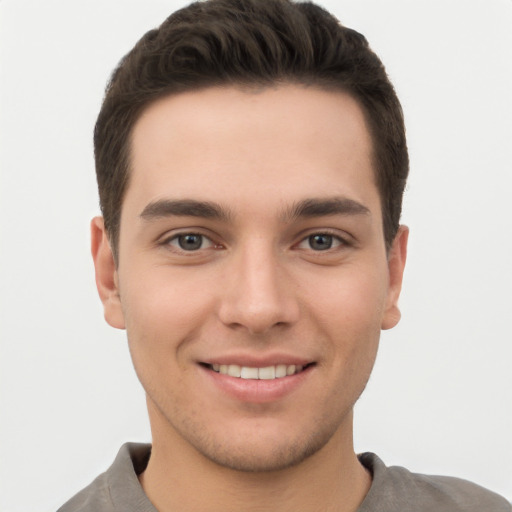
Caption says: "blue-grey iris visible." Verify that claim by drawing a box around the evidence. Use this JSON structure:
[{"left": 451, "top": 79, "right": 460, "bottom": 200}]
[
  {"left": 309, "top": 234, "right": 333, "bottom": 250},
  {"left": 178, "top": 234, "right": 203, "bottom": 250}
]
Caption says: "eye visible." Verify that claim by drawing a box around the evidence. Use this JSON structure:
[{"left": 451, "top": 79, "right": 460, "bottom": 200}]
[
  {"left": 297, "top": 233, "right": 346, "bottom": 251},
  {"left": 308, "top": 234, "right": 334, "bottom": 251},
  {"left": 167, "top": 233, "right": 215, "bottom": 251}
]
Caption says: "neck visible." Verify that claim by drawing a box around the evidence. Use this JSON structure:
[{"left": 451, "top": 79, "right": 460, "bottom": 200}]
[{"left": 139, "top": 403, "right": 371, "bottom": 512}]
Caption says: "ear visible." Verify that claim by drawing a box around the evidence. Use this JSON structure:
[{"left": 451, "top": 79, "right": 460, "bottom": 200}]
[
  {"left": 91, "top": 217, "right": 125, "bottom": 329},
  {"left": 381, "top": 225, "right": 409, "bottom": 330}
]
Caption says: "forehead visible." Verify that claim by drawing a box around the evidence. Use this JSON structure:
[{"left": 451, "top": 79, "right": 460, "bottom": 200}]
[{"left": 126, "top": 85, "right": 378, "bottom": 218}]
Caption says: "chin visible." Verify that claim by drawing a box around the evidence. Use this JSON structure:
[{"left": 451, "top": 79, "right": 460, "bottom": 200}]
[
  {"left": 198, "top": 437, "right": 325, "bottom": 473},
  {"left": 177, "top": 415, "right": 344, "bottom": 473}
]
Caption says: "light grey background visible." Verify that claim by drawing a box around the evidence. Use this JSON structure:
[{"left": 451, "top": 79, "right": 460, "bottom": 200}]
[{"left": 1, "top": 1, "right": 511, "bottom": 511}]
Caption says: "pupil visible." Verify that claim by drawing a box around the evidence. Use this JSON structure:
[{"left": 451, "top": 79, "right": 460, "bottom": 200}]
[
  {"left": 178, "top": 234, "right": 202, "bottom": 250},
  {"left": 310, "top": 234, "right": 332, "bottom": 250}
]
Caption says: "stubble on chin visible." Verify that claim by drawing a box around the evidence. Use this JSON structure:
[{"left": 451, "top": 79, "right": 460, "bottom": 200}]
[{"left": 148, "top": 392, "right": 354, "bottom": 474}]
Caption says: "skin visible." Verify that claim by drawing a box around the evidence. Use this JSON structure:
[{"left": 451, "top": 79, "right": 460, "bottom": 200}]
[{"left": 92, "top": 85, "right": 408, "bottom": 512}]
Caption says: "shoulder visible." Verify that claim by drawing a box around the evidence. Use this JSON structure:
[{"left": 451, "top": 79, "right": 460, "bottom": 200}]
[
  {"left": 358, "top": 452, "right": 511, "bottom": 512},
  {"left": 57, "top": 443, "right": 154, "bottom": 512},
  {"left": 57, "top": 472, "right": 112, "bottom": 512}
]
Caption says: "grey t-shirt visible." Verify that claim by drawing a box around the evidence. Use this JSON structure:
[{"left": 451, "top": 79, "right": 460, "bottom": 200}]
[{"left": 58, "top": 443, "right": 511, "bottom": 511}]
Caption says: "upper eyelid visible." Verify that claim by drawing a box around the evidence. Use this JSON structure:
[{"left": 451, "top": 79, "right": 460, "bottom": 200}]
[
  {"left": 295, "top": 228, "right": 352, "bottom": 244},
  {"left": 168, "top": 233, "right": 213, "bottom": 243},
  {"left": 156, "top": 227, "right": 353, "bottom": 248},
  {"left": 296, "top": 233, "right": 348, "bottom": 249},
  {"left": 159, "top": 228, "right": 216, "bottom": 242},
  {"left": 158, "top": 233, "right": 220, "bottom": 256}
]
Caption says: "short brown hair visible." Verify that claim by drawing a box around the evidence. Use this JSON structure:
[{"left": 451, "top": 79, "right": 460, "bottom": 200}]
[{"left": 94, "top": 0, "right": 408, "bottom": 260}]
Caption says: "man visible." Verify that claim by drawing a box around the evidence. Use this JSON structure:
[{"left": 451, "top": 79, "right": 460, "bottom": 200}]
[{"left": 58, "top": 0, "right": 511, "bottom": 510}]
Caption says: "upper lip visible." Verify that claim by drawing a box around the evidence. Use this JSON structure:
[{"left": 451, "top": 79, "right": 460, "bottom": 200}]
[{"left": 199, "top": 353, "right": 314, "bottom": 367}]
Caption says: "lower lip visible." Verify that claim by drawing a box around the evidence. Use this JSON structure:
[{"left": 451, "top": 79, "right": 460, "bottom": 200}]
[{"left": 200, "top": 365, "right": 314, "bottom": 403}]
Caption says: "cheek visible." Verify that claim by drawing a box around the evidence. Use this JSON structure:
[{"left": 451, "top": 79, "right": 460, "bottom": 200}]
[
  {"left": 121, "top": 265, "right": 215, "bottom": 336},
  {"left": 309, "top": 264, "right": 389, "bottom": 330},
  {"left": 120, "top": 281, "right": 200, "bottom": 408},
  {"left": 304, "top": 264, "right": 388, "bottom": 377},
  {"left": 118, "top": 269, "right": 216, "bottom": 388}
]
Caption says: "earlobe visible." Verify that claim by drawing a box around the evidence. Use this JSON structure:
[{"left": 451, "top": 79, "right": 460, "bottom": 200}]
[
  {"left": 381, "top": 225, "right": 409, "bottom": 331},
  {"left": 90, "top": 217, "right": 125, "bottom": 329}
]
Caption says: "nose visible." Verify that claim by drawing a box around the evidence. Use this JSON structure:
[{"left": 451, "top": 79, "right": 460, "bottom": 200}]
[{"left": 217, "top": 242, "right": 300, "bottom": 335}]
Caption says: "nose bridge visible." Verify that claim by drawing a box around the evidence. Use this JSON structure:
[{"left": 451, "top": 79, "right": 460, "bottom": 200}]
[{"left": 218, "top": 237, "right": 298, "bottom": 334}]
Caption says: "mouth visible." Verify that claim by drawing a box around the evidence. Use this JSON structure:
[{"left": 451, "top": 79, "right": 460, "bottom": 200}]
[{"left": 201, "top": 362, "right": 315, "bottom": 380}]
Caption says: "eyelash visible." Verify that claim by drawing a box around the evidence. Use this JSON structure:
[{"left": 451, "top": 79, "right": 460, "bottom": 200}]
[
  {"left": 295, "top": 231, "right": 349, "bottom": 252},
  {"left": 160, "top": 230, "right": 350, "bottom": 254},
  {"left": 162, "top": 232, "right": 219, "bottom": 253}
]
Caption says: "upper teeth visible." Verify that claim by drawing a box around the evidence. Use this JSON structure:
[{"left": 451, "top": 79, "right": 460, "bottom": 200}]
[{"left": 211, "top": 364, "right": 304, "bottom": 380}]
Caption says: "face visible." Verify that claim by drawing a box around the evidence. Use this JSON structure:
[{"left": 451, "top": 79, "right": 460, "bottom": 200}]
[{"left": 93, "top": 85, "right": 407, "bottom": 472}]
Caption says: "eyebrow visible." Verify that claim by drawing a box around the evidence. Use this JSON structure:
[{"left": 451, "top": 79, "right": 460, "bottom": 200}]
[
  {"left": 139, "top": 199, "right": 231, "bottom": 221},
  {"left": 139, "top": 196, "right": 370, "bottom": 223},
  {"left": 283, "top": 197, "right": 371, "bottom": 221}
]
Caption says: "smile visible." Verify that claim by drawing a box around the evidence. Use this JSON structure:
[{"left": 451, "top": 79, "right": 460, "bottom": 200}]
[
  {"left": 206, "top": 363, "right": 311, "bottom": 380},
  {"left": 200, "top": 361, "right": 315, "bottom": 402}
]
